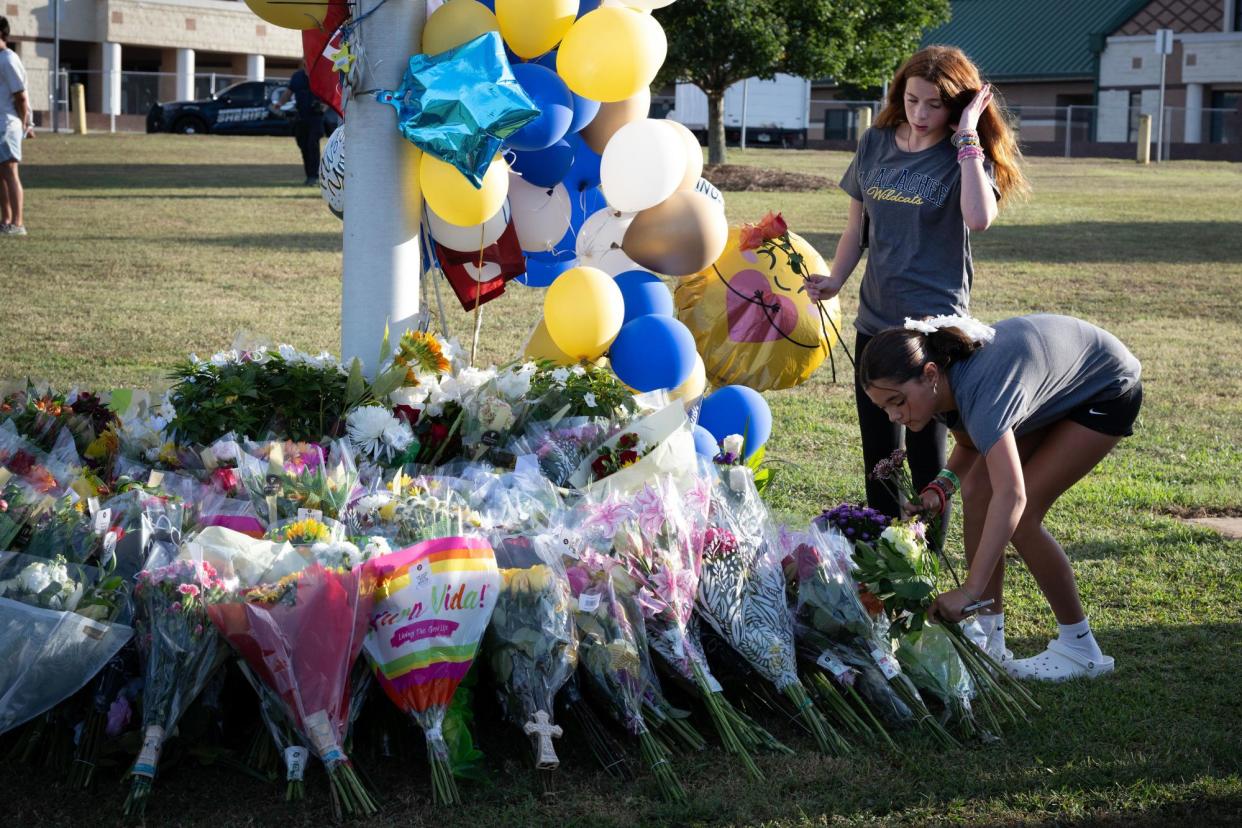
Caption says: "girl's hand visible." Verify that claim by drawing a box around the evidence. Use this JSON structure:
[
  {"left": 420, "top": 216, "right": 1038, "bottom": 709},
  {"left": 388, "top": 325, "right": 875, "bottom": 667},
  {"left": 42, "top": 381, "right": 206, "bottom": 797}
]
[
  {"left": 902, "top": 488, "right": 942, "bottom": 519},
  {"left": 803, "top": 272, "right": 846, "bottom": 301},
  {"left": 927, "top": 587, "right": 976, "bottom": 625},
  {"left": 955, "top": 83, "right": 993, "bottom": 133}
]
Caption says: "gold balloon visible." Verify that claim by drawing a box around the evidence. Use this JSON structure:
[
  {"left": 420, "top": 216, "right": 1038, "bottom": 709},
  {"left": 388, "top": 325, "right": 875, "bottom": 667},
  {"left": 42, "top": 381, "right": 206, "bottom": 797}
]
[
  {"left": 243, "top": 0, "right": 325, "bottom": 29},
  {"left": 663, "top": 120, "right": 703, "bottom": 191},
  {"left": 580, "top": 88, "right": 650, "bottom": 155},
  {"left": 557, "top": 7, "right": 666, "bottom": 102},
  {"left": 668, "top": 352, "right": 706, "bottom": 406},
  {"left": 423, "top": 0, "right": 500, "bottom": 54},
  {"left": 544, "top": 266, "right": 625, "bottom": 360},
  {"left": 621, "top": 190, "right": 728, "bottom": 277},
  {"left": 420, "top": 153, "right": 509, "bottom": 228},
  {"left": 675, "top": 226, "right": 843, "bottom": 391},
  {"left": 496, "top": 0, "right": 578, "bottom": 59}
]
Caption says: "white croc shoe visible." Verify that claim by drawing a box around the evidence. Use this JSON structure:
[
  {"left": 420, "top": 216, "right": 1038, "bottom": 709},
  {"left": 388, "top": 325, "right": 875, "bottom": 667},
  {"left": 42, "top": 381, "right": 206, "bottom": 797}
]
[{"left": 1005, "top": 638, "right": 1114, "bottom": 682}]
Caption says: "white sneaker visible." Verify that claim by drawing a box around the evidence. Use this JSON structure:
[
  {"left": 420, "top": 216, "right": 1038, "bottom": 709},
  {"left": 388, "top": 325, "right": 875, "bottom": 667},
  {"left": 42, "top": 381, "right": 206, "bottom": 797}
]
[{"left": 1, "top": 224, "right": 26, "bottom": 236}]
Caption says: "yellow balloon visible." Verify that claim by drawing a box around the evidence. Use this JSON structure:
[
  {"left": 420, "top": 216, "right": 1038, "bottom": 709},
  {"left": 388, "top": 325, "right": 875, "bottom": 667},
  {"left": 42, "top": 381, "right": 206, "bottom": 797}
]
[
  {"left": 423, "top": 0, "right": 500, "bottom": 53},
  {"left": 420, "top": 154, "right": 509, "bottom": 228},
  {"left": 496, "top": 0, "right": 578, "bottom": 59},
  {"left": 243, "top": 0, "right": 324, "bottom": 30},
  {"left": 675, "top": 227, "right": 843, "bottom": 391},
  {"left": 556, "top": 7, "right": 667, "bottom": 102},
  {"left": 544, "top": 266, "right": 625, "bottom": 361},
  {"left": 523, "top": 319, "right": 578, "bottom": 365},
  {"left": 669, "top": 352, "right": 706, "bottom": 406}
]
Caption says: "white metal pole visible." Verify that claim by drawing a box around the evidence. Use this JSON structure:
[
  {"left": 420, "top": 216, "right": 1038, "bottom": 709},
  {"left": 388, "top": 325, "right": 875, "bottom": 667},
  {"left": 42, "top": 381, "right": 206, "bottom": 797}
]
[
  {"left": 1156, "top": 52, "right": 1167, "bottom": 164},
  {"left": 52, "top": 0, "right": 60, "bottom": 132},
  {"left": 739, "top": 78, "right": 748, "bottom": 150},
  {"left": 340, "top": 0, "right": 426, "bottom": 374}
]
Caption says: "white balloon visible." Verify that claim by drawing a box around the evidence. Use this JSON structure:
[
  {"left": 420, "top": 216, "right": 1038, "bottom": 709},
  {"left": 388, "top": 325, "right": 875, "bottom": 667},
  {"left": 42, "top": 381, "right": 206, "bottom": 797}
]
[
  {"left": 600, "top": 118, "right": 688, "bottom": 214},
  {"left": 426, "top": 199, "right": 511, "bottom": 252},
  {"left": 575, "top": 206, "right": 639, "bottom": 275},
  {"left": 319, "top": 127, "right": 346, "bottom": 219},
  {"left": 507, "top": 174, "right": 573, "bottom": 254},
  {"left": 694, "top": 177, "right": 725, "bottom": 211}
]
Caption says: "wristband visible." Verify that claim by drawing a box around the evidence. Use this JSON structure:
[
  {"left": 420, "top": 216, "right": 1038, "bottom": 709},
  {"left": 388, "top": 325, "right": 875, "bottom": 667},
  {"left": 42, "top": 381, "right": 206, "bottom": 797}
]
[
  {"left": 952, "top": 129, "right": 979, "bottom": 148},
  {"left": 920, "top": 481, "right": 948, "bottom": 516},
  {"left": 957, "top": 146, "right": 984, "bottom": 163},
  {"left": 935, "top": 468, "right": 960, "bottom": 494}
]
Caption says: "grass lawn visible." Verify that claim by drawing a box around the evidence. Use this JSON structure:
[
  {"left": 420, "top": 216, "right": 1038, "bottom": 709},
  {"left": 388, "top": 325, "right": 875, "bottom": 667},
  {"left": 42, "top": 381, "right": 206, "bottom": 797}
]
[{"left": 1, "top": 134, "right": 1240, "bottom": 826}]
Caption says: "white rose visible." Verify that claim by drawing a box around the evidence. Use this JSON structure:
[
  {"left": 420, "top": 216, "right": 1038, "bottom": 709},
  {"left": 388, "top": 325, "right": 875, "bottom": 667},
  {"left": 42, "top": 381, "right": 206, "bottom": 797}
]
[
  {"left": 728, "top": 466, "right": 751, "bottom": 493},
  {"left": 722, "top": 434, "right": 744, "bottom": 457},
  {"left": 480, "top": 399, "right": 514, "bottom": 432},
  {"left": 19, "top": 563, "right": 52, "bottom": 594}
]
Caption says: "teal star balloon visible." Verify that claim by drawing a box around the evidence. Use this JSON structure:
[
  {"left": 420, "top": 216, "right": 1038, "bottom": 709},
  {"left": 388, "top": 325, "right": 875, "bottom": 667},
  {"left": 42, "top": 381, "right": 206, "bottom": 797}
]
[{"left": 378, "top": 31, "right": 540, "bottom": 188}]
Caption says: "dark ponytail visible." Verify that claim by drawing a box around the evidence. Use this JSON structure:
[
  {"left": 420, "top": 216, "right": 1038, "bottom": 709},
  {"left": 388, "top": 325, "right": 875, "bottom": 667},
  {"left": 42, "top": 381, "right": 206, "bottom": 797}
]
[{"left": 860, "top": 326, "right": 982, "bottom": 387}]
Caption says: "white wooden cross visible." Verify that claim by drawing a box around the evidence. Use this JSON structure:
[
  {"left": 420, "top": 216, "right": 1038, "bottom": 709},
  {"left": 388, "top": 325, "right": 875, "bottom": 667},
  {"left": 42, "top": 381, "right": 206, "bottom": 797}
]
[{"left": 523, "top": 709, "right": 563, "bottom": 769}]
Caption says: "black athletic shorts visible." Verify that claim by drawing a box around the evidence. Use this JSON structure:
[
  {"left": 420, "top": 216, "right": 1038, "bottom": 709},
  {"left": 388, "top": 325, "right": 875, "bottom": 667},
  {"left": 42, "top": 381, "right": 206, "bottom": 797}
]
[{"left": 1066, "top": 381, "right": 1143, "bottom": 437}]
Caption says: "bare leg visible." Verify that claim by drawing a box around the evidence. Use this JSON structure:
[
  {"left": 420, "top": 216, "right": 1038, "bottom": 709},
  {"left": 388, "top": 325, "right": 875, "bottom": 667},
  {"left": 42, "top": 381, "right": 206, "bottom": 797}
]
[
  {"left": 959, "top": 428, "right": 1050, "bottom": 613},
  {"left": 1008, "top": 420, "right": 1122, "bottom": 624},
  {"left": 0, "top": 170, "right": 10, "bottom": 225},
  {"left": 0, "top": 161, "right": 22, "bottom": 227}
]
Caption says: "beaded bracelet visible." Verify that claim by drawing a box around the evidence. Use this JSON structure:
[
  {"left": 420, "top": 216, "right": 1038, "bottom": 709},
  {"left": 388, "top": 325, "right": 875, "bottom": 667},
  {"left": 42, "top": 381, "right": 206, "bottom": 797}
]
[
  {"left": 936, "top": 468, "right": 961, "bottom": 494},
  {"left": 957, "top": 146, "right": 984, "bottom": 163},
  {"left": 952, "top": 129, "right": 980, "bottom": 148}
]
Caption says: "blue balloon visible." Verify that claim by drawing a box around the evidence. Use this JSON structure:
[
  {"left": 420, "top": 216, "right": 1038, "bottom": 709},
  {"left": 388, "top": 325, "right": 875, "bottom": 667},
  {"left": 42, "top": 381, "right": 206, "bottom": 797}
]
[
  {"left": 477, "top": 0, "right": 496, "bottom": 8},
  {"left": 567, "top": 92, "right": 601, "bottom": 134},
  {"left": 507, "top": 63, "right": 574, "bottom": 151},
  {"left": 511, "top": 139, "right": 574, "bottom": 187},
  {"left": 577, "top": 0, "right": 601, "bottom": 16},
  {"left": 530, "top": 51, "right": 558, "bottom": 71},
  {"left": 518, "top": 255, "right": 574, "bottom": 288},
  {"left": 698, "top": 386, "right": 772, "bottom": 459},
  {"left": 381, "top": 32, "right": 539, "bottom": 187},
  {"left": 692, "top": 425, "right": 718, "bottom": 458},
  {"left": 615, "top": 270, "right": 674, "bottom": 325},
  {"left": 564, "top": 133, "right": 602, "bottom": 194},
  {"left": 569, "top": 184, "right": 607, "bottom": 225},
  {"left": 609, "top": 315, "right": 698, "bottom": 393}
]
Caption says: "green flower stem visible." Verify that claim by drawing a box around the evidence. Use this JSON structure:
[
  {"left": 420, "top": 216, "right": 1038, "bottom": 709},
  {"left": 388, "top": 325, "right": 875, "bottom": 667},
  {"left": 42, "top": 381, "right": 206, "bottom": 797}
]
[
  {"left": 783, "top": 681, "right": 848, "bottom": 755},
  {"left": 637, "top": 726, "right": 686, "bottom": 804},
  {"left": 692, "top": 663, "right": 764, "bottom": 780}
]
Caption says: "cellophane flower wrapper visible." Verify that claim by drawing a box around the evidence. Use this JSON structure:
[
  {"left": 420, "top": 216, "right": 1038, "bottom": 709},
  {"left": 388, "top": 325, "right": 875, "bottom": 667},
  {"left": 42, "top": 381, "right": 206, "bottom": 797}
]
[
  {"left": 209, "top": 564, "right": 377, "bottom": 814},
  {"left": 894, "top": 623, "right": 978, "bottom": 733},
  {"left": 125, "top": 556, "right": 228, "bottom": 815},
  {"left": 363, "top": 535, "right": 499, "bottom": 805},
  {"left": 507, "top": 416, "right": 611, "bottom": 487},
  {"left": 236, "top": 660, "right": 310, "bottom": 792},
  {"left": 564, "top": 544, "right": 686, "bottom": 802},
  {"left": 442, "top": 462, "right": 565, "bottom": 532},
  {"left": 236, "top": 439, "right": 358, "bottom": 525},
  {"left": 697, "top": 466, "right": 844, "bottom": 754},
  {"left": 94, "top": 488, "right": 187, "bottom": 583},
  {"left": 485, "top": 531, "right": 577, "bottom": 770},
  {"left": 383, "top": 471, "right": 487, "bottom": 544},
  {"left": 0, "top": 552, "right": 133, "bottom": 734},
  {"left": 569, "top": 403, "right": 698, "bottom": 496},
  {"left": 197, "top": 488, "right": 267, "bottom": 539}
]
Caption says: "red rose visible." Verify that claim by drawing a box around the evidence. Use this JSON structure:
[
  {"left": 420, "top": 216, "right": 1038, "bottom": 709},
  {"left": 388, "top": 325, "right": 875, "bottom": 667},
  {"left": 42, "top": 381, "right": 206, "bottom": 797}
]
[
  {"left": 591, "top": 456, "right": 610, "bottom": 478},
  {"left": 738, "top": 223, "right": 765, "bottom": 251},
  {"left": 428, "top": 422, "right": 450, "bottom": 444},
  {"left": 757, "top": 211, "right": 788, "bottom": 241},
  {"left": 618, "top": 449, "right": 639, "bottom": 467},
  {"left": 211, "top": 467, "right": 239, "bottom": 494},
  {"left": 394, "top": 404, "right": 421, "bottom": 426},
  {"left": 8, "top": 450, "right": 35, "bottom": 476},
  {"left": 858, "top": 586, "right": 884, "bottom": 617},
  {"left": 618, "top": 433, "right": 639, "bottom": 449}
]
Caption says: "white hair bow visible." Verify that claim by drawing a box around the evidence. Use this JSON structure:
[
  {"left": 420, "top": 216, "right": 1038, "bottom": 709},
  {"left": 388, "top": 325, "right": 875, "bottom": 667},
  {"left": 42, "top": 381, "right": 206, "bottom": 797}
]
[{"left": 903, "top": 315, "right": 996, "bottom": 344}]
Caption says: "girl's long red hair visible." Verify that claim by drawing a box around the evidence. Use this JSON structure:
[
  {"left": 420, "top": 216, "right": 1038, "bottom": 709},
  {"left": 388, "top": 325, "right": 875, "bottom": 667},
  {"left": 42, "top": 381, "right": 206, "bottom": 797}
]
[{"left": 875, "top": 45, "right": 1030, "bottom": 202}]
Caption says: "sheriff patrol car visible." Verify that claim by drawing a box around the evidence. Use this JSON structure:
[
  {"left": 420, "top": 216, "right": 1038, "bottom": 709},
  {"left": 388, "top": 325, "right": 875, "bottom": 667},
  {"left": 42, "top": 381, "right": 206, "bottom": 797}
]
[{"left": 146, "top": 80, "right": 331, "bottom": 136}]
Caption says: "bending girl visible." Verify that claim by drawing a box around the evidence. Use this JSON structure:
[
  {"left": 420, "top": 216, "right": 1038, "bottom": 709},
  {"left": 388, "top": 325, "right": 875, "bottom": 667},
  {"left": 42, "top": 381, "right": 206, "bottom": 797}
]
[{"left": 859, "top": 314, "right": 1142, "bottom": 681}]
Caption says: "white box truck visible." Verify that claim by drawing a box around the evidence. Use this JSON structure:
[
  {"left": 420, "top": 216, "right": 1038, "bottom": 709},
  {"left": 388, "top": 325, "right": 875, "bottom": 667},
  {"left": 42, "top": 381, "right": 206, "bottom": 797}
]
[{"left": 668, "top": 74, "right": 811, "bottom": 148}]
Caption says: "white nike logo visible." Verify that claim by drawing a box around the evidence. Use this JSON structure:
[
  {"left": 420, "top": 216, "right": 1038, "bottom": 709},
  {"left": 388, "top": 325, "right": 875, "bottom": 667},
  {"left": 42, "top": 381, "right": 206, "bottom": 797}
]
[{"left": 1088, "top": 408, "right": 1105, "bottom": 416}]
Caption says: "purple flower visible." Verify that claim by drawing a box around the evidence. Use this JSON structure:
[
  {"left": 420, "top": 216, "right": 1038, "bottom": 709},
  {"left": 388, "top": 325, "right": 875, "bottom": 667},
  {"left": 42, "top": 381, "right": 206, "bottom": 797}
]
[{"left": 106, "top": 696, "right": 131, "bottom": 737}]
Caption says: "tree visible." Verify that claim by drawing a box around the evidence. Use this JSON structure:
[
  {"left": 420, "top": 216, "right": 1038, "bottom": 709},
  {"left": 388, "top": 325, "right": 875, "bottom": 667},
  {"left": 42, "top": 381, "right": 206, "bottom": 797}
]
[{"left": 654, "top": 0, "right": 951, "bottom": 164}]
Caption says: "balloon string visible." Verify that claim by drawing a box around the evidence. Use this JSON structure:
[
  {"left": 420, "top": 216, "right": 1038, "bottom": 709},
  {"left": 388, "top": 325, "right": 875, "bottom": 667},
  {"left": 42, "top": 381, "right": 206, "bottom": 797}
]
[
  {"left": 471, "top": 226, "right": 485, "bottom": 367},
  {"left": 816, "top": 304, "right": 855, "bottom": 385},
  {"left": 711, "top": 264, "right": 819, "bottom": 350}
]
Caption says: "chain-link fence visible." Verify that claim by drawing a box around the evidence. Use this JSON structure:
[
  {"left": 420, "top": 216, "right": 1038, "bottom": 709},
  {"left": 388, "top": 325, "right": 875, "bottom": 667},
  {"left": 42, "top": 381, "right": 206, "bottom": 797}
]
[{"left": 809, "top": 99, "right": 1241, "bottom": 161}]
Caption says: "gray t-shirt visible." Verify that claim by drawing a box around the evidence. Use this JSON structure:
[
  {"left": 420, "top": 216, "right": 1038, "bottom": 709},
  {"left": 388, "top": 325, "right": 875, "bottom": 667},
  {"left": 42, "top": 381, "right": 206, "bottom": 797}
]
[
  {"left": 940, "top": 314, "right": 1142, "bottom": 455},
  {"left": 841, "top": 127, "right": 995, "bottom": 336}
]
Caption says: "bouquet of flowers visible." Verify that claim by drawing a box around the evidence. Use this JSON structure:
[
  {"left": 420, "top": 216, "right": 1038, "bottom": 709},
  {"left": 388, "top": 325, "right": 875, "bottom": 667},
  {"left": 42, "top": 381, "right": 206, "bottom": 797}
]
[
  {"left": 166, "top": 345, "right": 351, "bottom": 445},
  {"left": 569, "top": 402, "right": 697, "bottom": 496},
  {"left": 484, "top": 533, "right": 577, "bottom": 781},
  {"left": 565, "top": 546, "right": 686, "bottom": 802},
  {"left": 696, "top": 466, "right": 846, "bottom": 754},
  {"left": 124, "top": 557, "right": 228, "bottom": 816},
  {"left": 583, "top": 477, "right": 773, "bottom": 779},
  {"left": 364, "top": 535, "right": 499, "bottom": 804},
  {"left": 0, "top": 553, "right": 133, "bottom": 735},
  {"left": 0, "top": 384, "right": 119, "bottom": 460},
  {"left": 209, "top": 564, "right": 377, "bottom": 816},
  {"left": 235, "top": 439, "right": 358, "bottom": 525},
  {"left": 850, "top": 520, "right": 1039, "bottom": 737},
  {"left": 508, "top": 416, "right": 611, "bottom": 487}
]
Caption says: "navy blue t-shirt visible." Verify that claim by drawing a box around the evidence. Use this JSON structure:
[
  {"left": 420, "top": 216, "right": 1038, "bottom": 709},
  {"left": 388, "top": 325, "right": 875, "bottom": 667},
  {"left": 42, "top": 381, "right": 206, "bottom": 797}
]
[{"left": 289, "top": 69, "right": 322, "bottom": 122}]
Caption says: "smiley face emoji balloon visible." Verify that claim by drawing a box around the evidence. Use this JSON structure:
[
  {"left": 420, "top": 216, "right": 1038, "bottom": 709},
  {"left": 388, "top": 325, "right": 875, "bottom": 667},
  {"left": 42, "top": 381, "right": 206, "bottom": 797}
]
[{"left": 674, "top": 226, "right": 842, "bottom": 391}]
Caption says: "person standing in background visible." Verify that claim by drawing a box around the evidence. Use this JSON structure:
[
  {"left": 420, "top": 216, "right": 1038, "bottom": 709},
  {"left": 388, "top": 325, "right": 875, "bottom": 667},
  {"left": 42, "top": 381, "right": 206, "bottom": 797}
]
[
  {"left": 272, "top": 61, "right": 325, "bottom": 185},
  {"left": 0, "top": 16, "right": 33, "bottom": 236}
]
